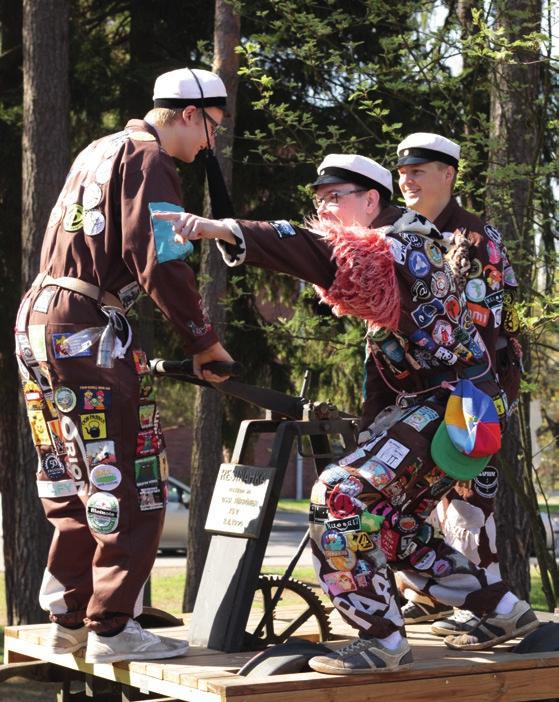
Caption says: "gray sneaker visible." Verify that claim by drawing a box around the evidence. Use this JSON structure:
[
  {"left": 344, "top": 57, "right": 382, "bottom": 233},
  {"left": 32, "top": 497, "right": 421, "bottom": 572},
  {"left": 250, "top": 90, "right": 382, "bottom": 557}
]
[
  {"left": 85, "top": 619, "right": 188, "bottom": 664},
  {"left": 444, "top": 600, "right": 539, "bottom": 651},
  {"left": 401, "top": 600, "right": 453, "bottom": 625},
  {"left": 308, "top": 637, "right": 413, "bottom": 675},
  {"left": 44, "top": 623, "right": 88, "bottom": 654},
  {"left": 431, "top": 609, "right": 480, "bottom": 636}
]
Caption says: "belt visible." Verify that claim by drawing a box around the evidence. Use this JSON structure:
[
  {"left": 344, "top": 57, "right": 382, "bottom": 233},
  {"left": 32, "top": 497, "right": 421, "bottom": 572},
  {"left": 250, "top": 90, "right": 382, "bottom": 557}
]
[{"left": 33, "top": 272, "right": 124, "bottom": 312}]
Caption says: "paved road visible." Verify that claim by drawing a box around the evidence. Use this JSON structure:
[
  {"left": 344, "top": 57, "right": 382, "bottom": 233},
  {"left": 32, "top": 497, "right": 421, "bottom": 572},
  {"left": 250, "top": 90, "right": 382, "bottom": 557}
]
[{"left": 154, "top": 509, "right": 312, "bottom": 569}]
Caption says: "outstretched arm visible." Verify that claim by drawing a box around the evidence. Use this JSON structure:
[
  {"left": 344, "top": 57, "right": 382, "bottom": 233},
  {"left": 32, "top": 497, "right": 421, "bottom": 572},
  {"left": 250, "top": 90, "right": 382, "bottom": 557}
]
[{"left": 153, "top": 211, "right": 337, "bottom": 288}]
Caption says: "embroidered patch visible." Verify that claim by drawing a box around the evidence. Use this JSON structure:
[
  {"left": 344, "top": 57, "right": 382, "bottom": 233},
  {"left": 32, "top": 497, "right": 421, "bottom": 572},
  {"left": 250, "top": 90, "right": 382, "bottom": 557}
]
[
  {"left": 133, "top": 350, "right": 150, "bottom": 375},
  {"left": 28, "top": 410, "right": 51, "bottom": 445},
  {"left": 375, "top": 439, "right": 410, "bottom": 468},
  {"left": 85, "top": 440, "right": 116, "bottom": 469},
  {"left": 138, "top": 403, "right": 156, "bottom": 429},
  {"left": 269, "top": 220, "right": 296, "bottom": 238},
  {"left": 407, "top": 250, "right": 431, "bottom": 278},
  {"left": 136, "top": 429, "right": 160, "bottom": 456},
  {"left": 323, "top": 571, "right": 357, "bottom": 595},
  {"left": 80, "top": 413, "right": 107, "bottom": 440},
  {"left": 79, "top": 386, "right": 111, "bottom": 412}
]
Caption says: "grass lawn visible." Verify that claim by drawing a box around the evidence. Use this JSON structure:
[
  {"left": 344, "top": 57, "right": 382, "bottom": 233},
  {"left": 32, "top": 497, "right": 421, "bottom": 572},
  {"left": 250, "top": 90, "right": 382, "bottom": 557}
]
[
  {"left": 537, "top": 494, "right": 559, "bottom": 514},
  {"left": 277, "top": 498, "right": 308, "bottom": 513}
]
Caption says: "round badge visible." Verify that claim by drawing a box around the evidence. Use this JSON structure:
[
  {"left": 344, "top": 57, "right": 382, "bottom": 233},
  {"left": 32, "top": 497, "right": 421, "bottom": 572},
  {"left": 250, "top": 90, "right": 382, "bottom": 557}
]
[
  {"left": 468, "top": 258, "right": 483, "bottom": 278},
  {"left": 474, "top": 465, "right": 498, "bottom": 498},
  {"left": 338, "top": 476, "right": 364, "bottom": 498},
  {"left": 95, "top": 159, "right": 114, "bottom": 185},
  {"left": 409, "top": 546, "right": 436, "bottom": 571},
  {"left": 424, "top": 241, "right": 444, "bottom": 267},
  {"left": 444, "top": 295, "right": 461, "bottom": 322},
  {"left": 42, "top": 453, "right": 66, "bottom": 480},
  {"left": 416, "top": 523, "right": 434, "bottom": 544},
  {"left": 465, "top": 278, "right": 486, "bottom": 302},
  {"left": 407, "top": 250, "right": 431, "bottom": 278},
  {"left": 321, "top": 529, "right": 347, "bottom": 553},
  {"left": 86, "top": 492, "right": 119, "bottom": 534},
  {"left": 433, "top": 558, "right": 452, "bottom": 576},
  {"left": 395, "top": 513, "right": 420, "bottom": 535},
  {"left": 54, "top": 386, "right": 77, "bottom": 413},
  {"left": 90, "top": 464, "right": 122, "bottom": 491},
  {"left": 83, "top": 182, "right": 103, "bottom": 210},
  {"left": 431, "top": 319, "right": 454, "bottom": 346},
  {"left": 327, "top": 551, "right": 357, "bottom": 572},
  {"left": 431, "top": 270, "right": 450, "bottom": 298},
  {"left": 83, "top": 209, "right": 105, "bottom": 237}
]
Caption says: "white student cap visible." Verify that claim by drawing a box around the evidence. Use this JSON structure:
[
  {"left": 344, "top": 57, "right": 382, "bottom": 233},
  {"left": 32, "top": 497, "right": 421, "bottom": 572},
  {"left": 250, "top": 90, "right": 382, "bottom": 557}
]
[
  {"left": 312, "top": 153, "right": 393, "bottom": 201},
  {"left": 397, "top": 133, "right": 460, "bottom": 168},
  {"left": 153, "top": 68, "right": 227, "bottom": 109}
]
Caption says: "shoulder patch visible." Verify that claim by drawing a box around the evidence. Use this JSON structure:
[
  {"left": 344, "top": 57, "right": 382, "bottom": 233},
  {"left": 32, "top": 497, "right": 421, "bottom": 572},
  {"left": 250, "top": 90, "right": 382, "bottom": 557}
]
[
  {"left": 129, "top": 132, "right": 156, "bottom": 142},
  {"left": 269, "top": 220, "right": 297, "bottom": 238}
]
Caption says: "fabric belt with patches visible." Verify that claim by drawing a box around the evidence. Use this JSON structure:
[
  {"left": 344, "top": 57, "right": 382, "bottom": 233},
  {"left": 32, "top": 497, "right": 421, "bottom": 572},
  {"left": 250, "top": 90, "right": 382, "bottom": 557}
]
[{"left": 32, "top": 272, "right": 124, "bottom": 312}]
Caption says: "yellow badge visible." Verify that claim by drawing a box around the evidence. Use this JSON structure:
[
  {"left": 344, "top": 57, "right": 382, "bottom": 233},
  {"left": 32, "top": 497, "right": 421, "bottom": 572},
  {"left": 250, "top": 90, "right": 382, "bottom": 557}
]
[
  {"left": 28, "top": 410, "right": 51, "bottom": 446},
  {"left": 347, "top": 532, "right": 374, "bottom": 552},
  {"left": 80, "top": 412, "right": 107, "bottom": 440},
  {"left": 63, "top": 204, "right": 84, "bottom": 232}
]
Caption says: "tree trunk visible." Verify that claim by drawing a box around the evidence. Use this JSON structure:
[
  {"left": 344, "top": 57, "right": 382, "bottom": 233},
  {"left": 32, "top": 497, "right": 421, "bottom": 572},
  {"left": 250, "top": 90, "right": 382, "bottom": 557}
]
[
  {"left": 184, "top": 0, "right": 240, "bottom": 612},
  {"left": 486, "top": 0, "right": 543, "bottom": 601},
  {"left": 7, "top": 0, "right": 70, "bottom": 624}
]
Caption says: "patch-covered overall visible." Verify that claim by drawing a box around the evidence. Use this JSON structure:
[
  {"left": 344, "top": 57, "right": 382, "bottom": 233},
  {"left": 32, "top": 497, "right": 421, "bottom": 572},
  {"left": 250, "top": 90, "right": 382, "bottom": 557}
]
[
  {"left": 16, "top": 120, "right": 217, "bottom": 633},
  {"left": 217, "top": 206, "right": 513, "bottom": 638}
]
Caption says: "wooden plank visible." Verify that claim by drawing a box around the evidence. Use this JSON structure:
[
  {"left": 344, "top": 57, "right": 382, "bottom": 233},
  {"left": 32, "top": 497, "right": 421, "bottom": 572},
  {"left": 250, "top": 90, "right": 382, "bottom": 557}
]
[
  {"left": 211, "top": 667, "right": 559, "bottom": 702},
  {"left": 206, "top": 651, "right": 559, "bottom": 696}
]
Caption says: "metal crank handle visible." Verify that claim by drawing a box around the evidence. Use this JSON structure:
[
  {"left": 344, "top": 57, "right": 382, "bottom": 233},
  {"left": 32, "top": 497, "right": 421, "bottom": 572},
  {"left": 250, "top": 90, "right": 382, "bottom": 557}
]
[{"left": 150, "top": 358, "right": 243, "bottom": 378}]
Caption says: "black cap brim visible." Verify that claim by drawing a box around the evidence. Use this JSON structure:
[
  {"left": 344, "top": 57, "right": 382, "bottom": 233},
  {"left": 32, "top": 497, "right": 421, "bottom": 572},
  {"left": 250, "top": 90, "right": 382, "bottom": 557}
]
[
  {"left": 396, "top": 155, "right": 432, "bottom": 167},
  {"left": 311, "top": 174, "right": 354, "bottom": 188}
]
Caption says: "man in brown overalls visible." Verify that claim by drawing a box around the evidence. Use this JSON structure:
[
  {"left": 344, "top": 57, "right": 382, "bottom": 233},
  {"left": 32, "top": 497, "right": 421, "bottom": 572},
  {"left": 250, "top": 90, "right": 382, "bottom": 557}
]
[
  {"left": 15, "top": 67, "right": 234, "bottom": 664},
  {"left": 157, "top": 152, "right": 537, "bottom": 673},
  {"left": 394, "top": 133, "right": 522, "bottom": 637}
]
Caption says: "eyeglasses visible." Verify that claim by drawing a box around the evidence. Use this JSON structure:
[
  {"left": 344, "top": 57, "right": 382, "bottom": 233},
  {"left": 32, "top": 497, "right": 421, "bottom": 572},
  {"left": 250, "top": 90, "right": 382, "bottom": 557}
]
[
  {"left": 312, "top": 189, "right": 367, "bottom": 209},
  {"left": 200, "top": 110, "right": 227, "bottom": 137}
]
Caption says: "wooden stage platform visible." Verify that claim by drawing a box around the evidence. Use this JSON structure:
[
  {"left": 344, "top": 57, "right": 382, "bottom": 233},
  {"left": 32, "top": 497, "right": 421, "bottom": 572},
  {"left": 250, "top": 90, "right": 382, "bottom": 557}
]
[{"left": 3, "top": 609, "right": 559, "bottom": 702}]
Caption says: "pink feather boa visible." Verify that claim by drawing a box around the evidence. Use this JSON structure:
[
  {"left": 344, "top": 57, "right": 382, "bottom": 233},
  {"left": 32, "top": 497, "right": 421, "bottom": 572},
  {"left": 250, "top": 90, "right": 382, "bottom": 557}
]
[{"left": 310, "top": 218, "right": 400, "bottom": 332}]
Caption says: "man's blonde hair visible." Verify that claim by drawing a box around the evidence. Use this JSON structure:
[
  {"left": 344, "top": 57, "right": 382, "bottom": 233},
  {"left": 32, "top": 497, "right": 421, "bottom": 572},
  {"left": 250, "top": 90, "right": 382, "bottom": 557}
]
[{"left": 144, "top": 107, "right": 183, "bottom": 127}]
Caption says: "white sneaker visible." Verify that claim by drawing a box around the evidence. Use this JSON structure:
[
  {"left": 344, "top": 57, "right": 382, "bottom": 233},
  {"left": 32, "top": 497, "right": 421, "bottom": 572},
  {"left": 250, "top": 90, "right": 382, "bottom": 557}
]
[
  {"left": 85, "top": 619, "right": 188, "bottom": 664},
  {"left": 44, "top": 623, "right": 88, "bottom": 654}
]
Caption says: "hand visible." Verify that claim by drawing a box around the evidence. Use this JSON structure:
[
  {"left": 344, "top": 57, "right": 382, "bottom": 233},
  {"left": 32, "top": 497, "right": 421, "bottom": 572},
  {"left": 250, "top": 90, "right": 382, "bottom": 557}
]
[
  {"left": 152, "top": 211, "right": 235, "bottom": 244},
  {"left": 193, "top": 342, "right": 235, "bottom": 383}
]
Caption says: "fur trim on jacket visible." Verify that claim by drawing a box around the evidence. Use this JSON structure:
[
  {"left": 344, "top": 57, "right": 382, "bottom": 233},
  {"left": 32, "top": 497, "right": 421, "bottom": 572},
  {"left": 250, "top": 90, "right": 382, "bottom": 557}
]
[{"left": 309, "top": 218, "right": 400, "bottom": 332}]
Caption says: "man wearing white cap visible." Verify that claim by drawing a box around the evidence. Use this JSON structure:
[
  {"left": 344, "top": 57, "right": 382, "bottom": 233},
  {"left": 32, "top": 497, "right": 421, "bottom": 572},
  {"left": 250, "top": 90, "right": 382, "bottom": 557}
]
[
  {"left": 14, "top": 67, "right": 234, "bottom": 664},
  {"left": 155, "top": 152, "right": 536, "bottom": 672},
  {"left": 394, "top": 132, "right": 522, "bottom": 637}
]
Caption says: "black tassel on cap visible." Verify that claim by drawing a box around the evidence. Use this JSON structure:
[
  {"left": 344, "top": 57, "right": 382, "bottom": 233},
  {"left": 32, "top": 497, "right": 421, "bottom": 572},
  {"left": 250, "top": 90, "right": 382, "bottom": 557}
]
[{"left": 204, "top": 149, "right": 235, "bottom": 219}]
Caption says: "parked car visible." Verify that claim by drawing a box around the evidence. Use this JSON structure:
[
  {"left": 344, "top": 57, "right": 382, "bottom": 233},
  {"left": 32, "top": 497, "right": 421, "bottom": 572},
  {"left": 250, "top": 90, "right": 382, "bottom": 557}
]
[{"left": 159, "top": 476, "right": 190, "bottom": 553}]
